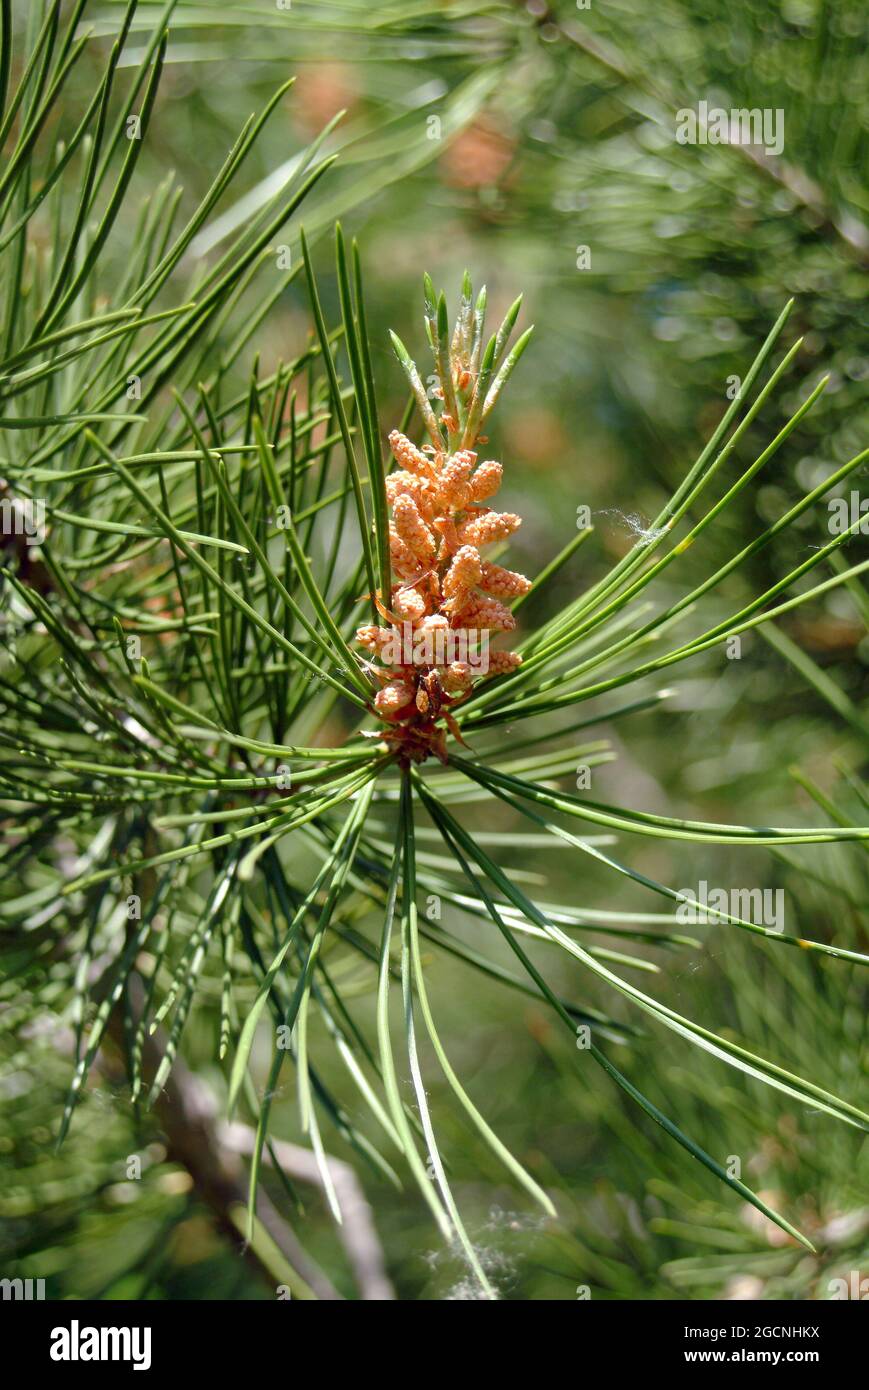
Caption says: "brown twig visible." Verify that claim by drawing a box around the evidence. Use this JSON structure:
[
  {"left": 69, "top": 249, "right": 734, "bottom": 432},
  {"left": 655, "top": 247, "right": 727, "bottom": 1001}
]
[{"left": 220, "top": 1122, "right": 396, "bottom": 1302}]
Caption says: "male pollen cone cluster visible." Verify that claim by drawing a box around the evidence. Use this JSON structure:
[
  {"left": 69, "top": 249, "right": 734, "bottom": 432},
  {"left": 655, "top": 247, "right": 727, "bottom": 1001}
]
[{"left": 357, "top": 273, "right": 533, "bottom": 765}]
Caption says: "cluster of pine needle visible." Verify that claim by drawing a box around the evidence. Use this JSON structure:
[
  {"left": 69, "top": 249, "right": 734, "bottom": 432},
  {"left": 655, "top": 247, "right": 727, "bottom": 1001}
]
[{"left": 1, "top": 1, "right": 868, "bottom": 1301}]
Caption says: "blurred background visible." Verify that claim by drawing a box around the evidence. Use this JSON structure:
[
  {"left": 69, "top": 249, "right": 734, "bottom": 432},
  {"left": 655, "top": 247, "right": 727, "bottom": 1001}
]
[{"left": 2, "top": 0, "right": 867, "bottom": 1299}]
